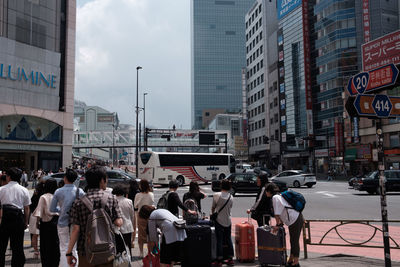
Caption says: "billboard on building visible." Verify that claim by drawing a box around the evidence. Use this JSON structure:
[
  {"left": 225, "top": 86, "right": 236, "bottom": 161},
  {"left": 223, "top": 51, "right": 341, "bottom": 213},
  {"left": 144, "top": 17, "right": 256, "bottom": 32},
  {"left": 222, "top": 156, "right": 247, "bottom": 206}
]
[
  {"left": 362, "top": 29, "right": 400, "bottom": 71},
  {"left": 277, "top": 0, "right": 302, "bottom": 20}
]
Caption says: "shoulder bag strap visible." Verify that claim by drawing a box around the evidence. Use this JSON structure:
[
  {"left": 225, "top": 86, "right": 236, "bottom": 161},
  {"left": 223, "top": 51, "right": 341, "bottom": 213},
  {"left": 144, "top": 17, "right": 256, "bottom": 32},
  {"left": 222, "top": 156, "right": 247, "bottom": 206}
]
[
  {"left": 80, "top": 195, "right": 93, "bottom": 212},
  {"left": 217, "top": 194, "right": 231, "bottom": 213}
]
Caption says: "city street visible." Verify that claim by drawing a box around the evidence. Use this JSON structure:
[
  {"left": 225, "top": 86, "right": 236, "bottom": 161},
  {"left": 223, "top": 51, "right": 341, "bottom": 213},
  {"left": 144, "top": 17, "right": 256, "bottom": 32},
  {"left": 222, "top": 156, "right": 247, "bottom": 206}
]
[
  {"left": 153, "top": 181, "right": 400, "bottom": 221},
  {"left": 152, "top": 180, "right": 400, "bottom": 262}
]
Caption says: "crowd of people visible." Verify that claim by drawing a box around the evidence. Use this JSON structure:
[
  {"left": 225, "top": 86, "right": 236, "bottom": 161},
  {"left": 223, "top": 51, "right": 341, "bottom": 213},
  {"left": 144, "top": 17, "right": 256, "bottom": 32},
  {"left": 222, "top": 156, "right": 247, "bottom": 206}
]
[{"left": 0, "top": 165, "right": 304, "bottom": 267}]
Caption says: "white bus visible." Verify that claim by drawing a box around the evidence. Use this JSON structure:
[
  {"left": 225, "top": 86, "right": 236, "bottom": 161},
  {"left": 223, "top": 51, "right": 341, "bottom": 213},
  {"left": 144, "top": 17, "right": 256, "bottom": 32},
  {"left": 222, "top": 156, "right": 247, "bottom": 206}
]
[{"left": 138, "top": 151, "right": 236, "bottom": 186}]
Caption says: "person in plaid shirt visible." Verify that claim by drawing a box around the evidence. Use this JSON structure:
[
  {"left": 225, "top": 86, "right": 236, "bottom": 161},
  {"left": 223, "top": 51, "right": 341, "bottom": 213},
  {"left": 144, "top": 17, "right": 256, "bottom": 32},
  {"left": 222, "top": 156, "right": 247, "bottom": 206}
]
[{"left": 66, "top": 166, "right": 123, "bottom": 267}]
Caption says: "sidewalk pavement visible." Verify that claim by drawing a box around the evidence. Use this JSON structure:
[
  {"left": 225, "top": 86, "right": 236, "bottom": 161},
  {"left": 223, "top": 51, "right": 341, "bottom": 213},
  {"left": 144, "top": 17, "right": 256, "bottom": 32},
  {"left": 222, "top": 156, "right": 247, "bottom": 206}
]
[{"left": 6, "top": 231, "right": 399, "bottom": 266}]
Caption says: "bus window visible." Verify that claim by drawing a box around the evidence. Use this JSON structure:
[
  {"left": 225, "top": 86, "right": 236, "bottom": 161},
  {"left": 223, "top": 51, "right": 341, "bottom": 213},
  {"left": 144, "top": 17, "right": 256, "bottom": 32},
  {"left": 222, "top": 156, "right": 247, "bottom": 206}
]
[{"left": 140, "top": 153, "right": 152, "bottom": 165}]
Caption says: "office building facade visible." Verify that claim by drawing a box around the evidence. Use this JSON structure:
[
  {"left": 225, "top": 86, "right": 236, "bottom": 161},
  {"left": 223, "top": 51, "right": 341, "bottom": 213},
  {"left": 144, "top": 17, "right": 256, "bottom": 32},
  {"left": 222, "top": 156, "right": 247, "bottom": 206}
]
[
  {"left": 191, "top": 0, "right": 254, "bottom": 129},
  {"left": 277, "top": 0, "right": 315, "bottom": 170},
  {"left": 0, "top": 0, "right": 76, "bottom": 171},
  {"left": 245, "top": 0, "right": 281, "bottom": 168}
]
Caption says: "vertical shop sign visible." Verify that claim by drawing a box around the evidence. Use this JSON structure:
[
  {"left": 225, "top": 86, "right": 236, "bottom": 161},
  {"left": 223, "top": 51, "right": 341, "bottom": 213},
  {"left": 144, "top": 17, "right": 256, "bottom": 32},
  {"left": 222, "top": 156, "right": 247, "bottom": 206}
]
[
  {"left": 362, "top": 0, "right": 370, "bottom": 43},
  {"left": 335, "top": 121, "right": 340, "bottom": 155}
]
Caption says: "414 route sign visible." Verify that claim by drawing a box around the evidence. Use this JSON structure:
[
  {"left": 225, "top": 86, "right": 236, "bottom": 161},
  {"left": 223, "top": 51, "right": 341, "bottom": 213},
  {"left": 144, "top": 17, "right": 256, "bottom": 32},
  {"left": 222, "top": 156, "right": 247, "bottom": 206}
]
[
  {"left": 347, "top": 64, "right": 399, "bottom": 96},
  {"left": 346, "top": 94, "right": 400, "bottom": 118}
]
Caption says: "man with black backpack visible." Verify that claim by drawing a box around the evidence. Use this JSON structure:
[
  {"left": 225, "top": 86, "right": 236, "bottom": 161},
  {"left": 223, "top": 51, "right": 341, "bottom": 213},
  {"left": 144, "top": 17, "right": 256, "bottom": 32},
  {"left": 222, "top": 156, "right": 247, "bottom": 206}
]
[
  {"left": 66, "top": 166, "right": 123, "bottom": 267},
  {"left": 157, "top": 180, "right": 197, "bottom": 218}
]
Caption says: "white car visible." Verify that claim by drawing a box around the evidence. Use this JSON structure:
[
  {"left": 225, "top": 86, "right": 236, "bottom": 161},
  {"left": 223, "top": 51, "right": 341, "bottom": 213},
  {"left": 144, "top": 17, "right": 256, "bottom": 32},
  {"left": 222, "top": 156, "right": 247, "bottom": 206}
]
[
  {"left": 271, "top": 170, "right": 316, "bottom": 188},
  {"left": 235, "top": 163, "right": 254, "bottom": 173}
]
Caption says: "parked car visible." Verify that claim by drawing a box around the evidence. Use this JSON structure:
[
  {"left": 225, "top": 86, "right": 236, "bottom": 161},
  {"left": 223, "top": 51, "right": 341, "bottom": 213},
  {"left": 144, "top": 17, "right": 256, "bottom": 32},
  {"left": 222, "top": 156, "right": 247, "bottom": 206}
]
[
  {"left": 271, "top": 170, "right": 317, "bottom": 188},
  {"left": 353, "top": 170, "right": 400, "bottom": 194},
  {"left": 211, "top": 172, "right": 287, "bottom": 195}
]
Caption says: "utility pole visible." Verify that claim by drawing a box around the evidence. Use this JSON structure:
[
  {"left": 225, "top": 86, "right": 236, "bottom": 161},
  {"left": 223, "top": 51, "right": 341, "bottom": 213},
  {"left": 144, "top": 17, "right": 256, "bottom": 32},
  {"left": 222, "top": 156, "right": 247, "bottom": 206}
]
[{"left": 376, "top": 120, "right": 391, "bottom": 267}]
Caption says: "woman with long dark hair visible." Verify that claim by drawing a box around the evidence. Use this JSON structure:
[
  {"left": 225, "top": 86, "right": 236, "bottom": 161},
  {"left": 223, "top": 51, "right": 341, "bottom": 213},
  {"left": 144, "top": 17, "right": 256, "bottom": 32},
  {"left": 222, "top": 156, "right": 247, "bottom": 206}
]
[
  {"left": 183, "top": 181, "right": 206, "bottom": 213},
  {"left": 248, "top": 173, "right": 273, "bottom": 226},
  {"left": 33, "top": 178, "right": 60, "bottom": 267}
]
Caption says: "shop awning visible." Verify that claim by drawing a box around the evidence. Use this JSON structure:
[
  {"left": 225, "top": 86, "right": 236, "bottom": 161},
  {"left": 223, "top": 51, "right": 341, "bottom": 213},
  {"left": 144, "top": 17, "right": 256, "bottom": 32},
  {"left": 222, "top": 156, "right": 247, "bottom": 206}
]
[{"left": 344, "top": 148, "right": 357, "bottom": 161}]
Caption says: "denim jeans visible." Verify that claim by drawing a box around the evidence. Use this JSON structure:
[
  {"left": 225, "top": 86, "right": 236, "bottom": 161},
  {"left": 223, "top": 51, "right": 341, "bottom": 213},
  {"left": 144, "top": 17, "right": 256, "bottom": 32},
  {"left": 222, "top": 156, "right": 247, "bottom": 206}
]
[{"left": 215, "top": 221, "right": 234, "bottom": 261}]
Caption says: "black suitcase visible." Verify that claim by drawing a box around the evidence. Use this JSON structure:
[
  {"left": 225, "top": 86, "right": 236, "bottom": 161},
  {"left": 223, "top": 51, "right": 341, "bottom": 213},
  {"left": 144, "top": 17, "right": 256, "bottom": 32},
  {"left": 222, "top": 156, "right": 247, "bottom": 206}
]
[
  {"left": 182, "top": 225, "right": 213, "bottom": 267},
  {"left": 257, "top": 226, "right": 287, "bottom": 266}
]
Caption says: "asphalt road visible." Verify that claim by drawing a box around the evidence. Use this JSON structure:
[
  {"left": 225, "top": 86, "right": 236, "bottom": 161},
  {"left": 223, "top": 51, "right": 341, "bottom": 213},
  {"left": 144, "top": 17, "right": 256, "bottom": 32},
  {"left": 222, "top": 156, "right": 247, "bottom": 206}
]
[{"left": 152, "top": 181, "right": 400, "bottom": 221}]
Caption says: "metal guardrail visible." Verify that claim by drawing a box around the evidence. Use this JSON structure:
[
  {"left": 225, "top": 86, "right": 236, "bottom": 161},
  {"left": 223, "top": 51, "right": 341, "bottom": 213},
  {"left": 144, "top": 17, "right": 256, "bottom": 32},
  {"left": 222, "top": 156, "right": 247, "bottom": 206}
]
[{"left": 302, "top": 219, "right": 400, "bottom": 259}]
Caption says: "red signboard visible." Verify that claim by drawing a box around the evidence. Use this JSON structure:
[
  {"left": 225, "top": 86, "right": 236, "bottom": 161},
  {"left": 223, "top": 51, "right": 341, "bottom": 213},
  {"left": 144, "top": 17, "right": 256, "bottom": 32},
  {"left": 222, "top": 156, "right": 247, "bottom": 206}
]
[
  {"left": 362, "top": 29, "right": 400, "bottom": 71},
  {"left": 302, "top": 1, "right": 312, "bottom": 110},
  {"left": 335, "top": 121, "right": 340, "bottom": 156},
  {"left": 362, "top": 0, "right": 370, "bottom": 43}
]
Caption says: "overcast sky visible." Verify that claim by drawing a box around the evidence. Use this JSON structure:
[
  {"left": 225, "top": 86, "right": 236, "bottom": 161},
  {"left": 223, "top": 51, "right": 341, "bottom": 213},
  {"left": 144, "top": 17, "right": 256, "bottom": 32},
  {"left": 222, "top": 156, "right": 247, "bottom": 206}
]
[{"left": 75, "top": 0, "right": 191, "bottom": 129}]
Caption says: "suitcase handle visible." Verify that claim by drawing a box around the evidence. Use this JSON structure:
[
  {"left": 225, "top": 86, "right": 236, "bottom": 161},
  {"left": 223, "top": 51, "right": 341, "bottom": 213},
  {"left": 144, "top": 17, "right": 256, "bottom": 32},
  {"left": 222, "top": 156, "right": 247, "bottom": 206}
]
[{"left": 262, "top": 214, "right": 270, "bottom": 226}]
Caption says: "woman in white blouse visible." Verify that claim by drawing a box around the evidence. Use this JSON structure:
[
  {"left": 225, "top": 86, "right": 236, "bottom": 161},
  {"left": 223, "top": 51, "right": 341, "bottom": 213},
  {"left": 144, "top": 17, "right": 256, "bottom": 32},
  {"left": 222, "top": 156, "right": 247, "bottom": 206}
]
[
  {"left": 134, "top": 179, "right": 154, "bottom": 258},
  {"left": 33, "top": 178, "right": 60, "bottom": 267},
  {"left": 112, "top": 185, "right": 135, "bottom": 254}
]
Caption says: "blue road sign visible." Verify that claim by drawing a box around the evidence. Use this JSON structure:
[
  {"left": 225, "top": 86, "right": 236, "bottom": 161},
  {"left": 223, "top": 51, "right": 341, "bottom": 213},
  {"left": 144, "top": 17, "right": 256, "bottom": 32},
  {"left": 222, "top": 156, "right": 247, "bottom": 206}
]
[
  {"left": 372, "top": 95, "right": 393, "bottom": 117},
  {"left": 347, "top": 64, "right": 400, "bottom": 96}
]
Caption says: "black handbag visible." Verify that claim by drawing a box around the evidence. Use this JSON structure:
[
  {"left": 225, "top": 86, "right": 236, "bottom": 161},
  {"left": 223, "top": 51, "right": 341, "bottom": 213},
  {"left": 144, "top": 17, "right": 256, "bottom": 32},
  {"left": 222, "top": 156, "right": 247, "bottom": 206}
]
[
  {"left": 210, "top": 194, "right": 231, "bottom": 222},
  {"left": 173, "top": 219, "right": 187, "bottom": 230}
]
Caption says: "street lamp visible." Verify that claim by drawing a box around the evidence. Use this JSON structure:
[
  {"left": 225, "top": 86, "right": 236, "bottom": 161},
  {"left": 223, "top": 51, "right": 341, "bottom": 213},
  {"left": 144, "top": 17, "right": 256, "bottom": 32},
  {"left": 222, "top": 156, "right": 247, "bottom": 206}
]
[
  {"left": 135, "top": 66, "right": 142, "bottom": 176},
  {"left": 112, "top": 112, "right": 116, "bottom": 167},
  {"left": 143, "top": 92, "right": 148, "bottom": 151}
]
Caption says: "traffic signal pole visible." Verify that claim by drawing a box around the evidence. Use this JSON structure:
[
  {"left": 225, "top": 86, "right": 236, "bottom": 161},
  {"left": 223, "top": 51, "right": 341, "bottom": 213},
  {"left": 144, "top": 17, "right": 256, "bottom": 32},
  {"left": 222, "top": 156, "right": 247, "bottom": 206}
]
[{"left": 376, "top": 120, "right": 391, "bottom": 267}]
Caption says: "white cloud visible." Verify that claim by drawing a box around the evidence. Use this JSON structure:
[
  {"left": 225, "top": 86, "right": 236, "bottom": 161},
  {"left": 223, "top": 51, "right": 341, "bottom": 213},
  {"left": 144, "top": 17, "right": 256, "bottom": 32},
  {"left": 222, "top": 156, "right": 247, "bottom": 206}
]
[{"left": 75, "top": 0, "right": 191, "bottom": 129}]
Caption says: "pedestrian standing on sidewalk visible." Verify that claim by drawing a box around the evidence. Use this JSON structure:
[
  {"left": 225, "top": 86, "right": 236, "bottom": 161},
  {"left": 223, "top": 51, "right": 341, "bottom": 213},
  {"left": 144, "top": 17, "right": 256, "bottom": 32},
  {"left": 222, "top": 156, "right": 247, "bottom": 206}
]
[
  {"left": 29, "top": 181, "right": 45, "bottom": 259},
  {"left": 140, "top": 205, "right": 186, "bottom": 267},
  {"left": 127, "top": 179, "right": 140, "bottom": 248},
  {"left": 211, "top": 179, "right": 234, "bottom": 266},
  {"left": 50, "top": 169, "right": 85, "bottom": 267},
  {"left": 166, "top": 180, "right": 196, "bottom": 218},
  {"left": 33, "top": 178, "right": 60, "bottom": 267},
  {"left": 66, "top": 165, "right": 123, "bottom": 267},
  {"left": 21, "top": 170, "right": 28, "bottom": 187},
  {"left": 265, "top": 183, "right": 304, "bottom": 267},
  {"left": 134, "top": 179, "right": 154, "bottom": 258},
  {"left": 183, "top": 181, "right": 206, "bottom": 213},
  {"left": 248, "top": 173, "right": 273, "bottom": 226},
  {"left": 112, "top": 185, "right": 135, "bottom": 254},
  {"left": 0, "top": 167, "right": 31, "bottom": 267}
]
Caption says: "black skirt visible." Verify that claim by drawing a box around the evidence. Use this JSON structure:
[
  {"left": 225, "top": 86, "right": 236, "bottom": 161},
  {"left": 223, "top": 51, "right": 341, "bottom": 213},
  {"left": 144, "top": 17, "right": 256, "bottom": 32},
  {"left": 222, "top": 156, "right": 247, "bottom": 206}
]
[{"left": 160, "top": 235, "right": 183, "bottom": 264}]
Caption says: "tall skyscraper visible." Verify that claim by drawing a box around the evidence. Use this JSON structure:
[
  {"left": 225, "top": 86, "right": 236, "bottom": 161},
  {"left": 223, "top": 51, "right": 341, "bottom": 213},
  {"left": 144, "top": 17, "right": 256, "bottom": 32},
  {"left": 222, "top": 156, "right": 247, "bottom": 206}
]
[
  {"left": 191, "top": 0, "right": 254, "bottom": 129},
  {"left": 0, "top": 0, "right": 76, "bottom": 170},
  {"left": 277, "top": 0, "right": 315, "bottom": 170}
]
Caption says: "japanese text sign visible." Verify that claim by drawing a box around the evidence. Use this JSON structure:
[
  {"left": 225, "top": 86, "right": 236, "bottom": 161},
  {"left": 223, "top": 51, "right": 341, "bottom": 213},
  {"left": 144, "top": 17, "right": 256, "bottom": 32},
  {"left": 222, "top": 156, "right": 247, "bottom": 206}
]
[{"left": 362, "top": 29, "right": 400, "bottom": 71}]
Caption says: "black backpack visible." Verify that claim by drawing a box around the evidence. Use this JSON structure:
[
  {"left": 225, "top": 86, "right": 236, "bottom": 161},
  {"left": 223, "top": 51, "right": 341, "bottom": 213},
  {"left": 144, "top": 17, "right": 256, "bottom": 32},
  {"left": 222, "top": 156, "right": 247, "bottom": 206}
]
[{"left": 157, "top": 191, "right": 171, "bottom": 209}]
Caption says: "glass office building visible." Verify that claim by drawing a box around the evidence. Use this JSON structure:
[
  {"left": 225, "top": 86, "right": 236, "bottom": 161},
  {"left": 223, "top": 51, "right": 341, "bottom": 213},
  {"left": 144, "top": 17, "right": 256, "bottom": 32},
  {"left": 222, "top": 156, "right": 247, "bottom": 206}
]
[
  {"left": 314, "top": 0, "right": 358, "bottom": 135},
  {"left": 191, "top": 0, "right": 254, "bottom": 129},
  {"left": 0, "top": 0, "right": 76, "bottom": 171}
]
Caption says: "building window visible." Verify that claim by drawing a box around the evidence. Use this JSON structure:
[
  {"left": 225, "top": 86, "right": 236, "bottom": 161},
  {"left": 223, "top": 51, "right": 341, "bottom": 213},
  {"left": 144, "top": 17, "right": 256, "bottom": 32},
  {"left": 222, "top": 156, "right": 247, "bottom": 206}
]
[
  {"left": 274, "top": 97, "right": 278, "bottom": 107},
  {"left": 262, "top": 104, "right": 265, "bottom": 112},
  {"left": 205, "top": 112, "right": 210, "bottom": 116},
  {"left": 262, "top": 119, "right": 265, "bottom": 127},
  {"left": 275, "top": 130, "right": 279, "bottom": 140},
  {"left": 261, "top": 89, "right": 264, "bottom": 97},
  {"left": 274, "top": 113, "right": 278, "bottom": 123},
  {"left": 270, "top": 118, "right": 274, "bottom": 124}
]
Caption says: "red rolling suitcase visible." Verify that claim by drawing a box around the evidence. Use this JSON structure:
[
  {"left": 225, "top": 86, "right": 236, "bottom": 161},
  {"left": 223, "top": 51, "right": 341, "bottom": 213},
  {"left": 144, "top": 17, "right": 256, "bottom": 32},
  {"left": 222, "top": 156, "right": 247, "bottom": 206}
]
[{"left": 234, "top": 213, "right": 255, "bottom": 262}]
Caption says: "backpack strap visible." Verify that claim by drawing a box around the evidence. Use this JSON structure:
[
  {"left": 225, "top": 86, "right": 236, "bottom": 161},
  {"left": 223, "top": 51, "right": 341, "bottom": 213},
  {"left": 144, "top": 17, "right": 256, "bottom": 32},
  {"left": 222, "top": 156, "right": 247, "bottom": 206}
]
[
  {"left": 100, "top": 192, "right": 110, "bottom": 209},
  {"left": 80, "top": 195, "right": 93, "bottom": 212}
]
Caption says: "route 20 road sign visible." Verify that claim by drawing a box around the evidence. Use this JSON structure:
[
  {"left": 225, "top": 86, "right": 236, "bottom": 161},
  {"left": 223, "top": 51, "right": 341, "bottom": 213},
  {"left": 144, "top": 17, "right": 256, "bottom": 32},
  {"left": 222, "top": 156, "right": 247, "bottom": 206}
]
[
  {"left": 352, "top": 94, "right": 400, "bottom": 118},
  {"left": 347, "top": 64, "right": 399, "bottom": 96}
]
